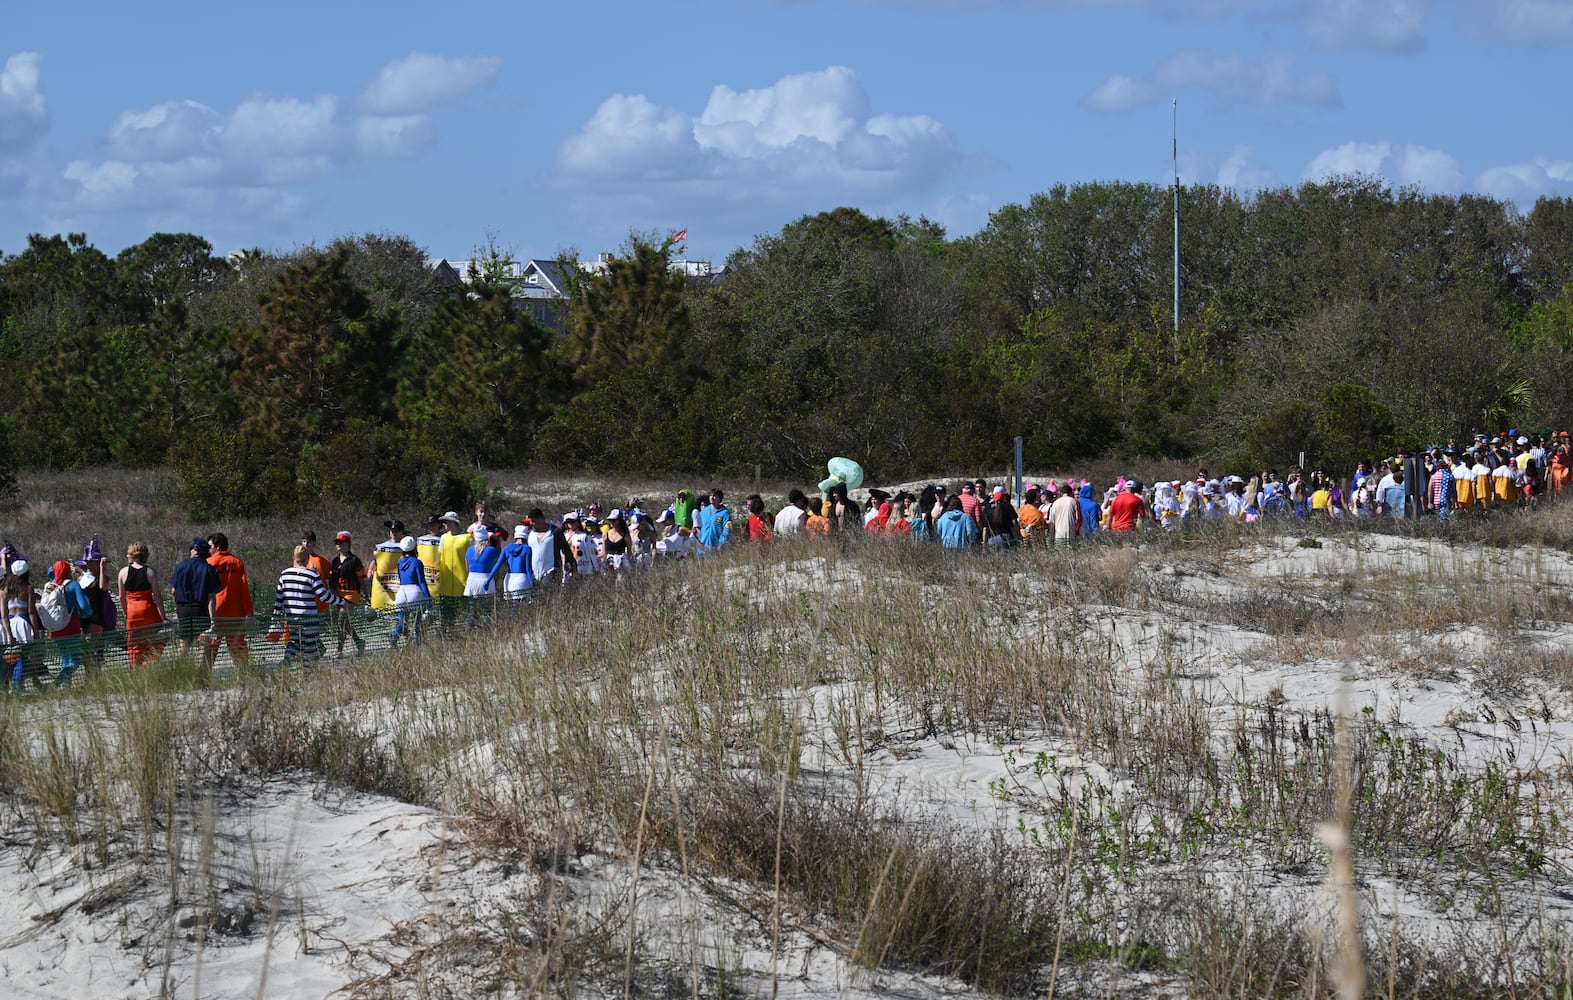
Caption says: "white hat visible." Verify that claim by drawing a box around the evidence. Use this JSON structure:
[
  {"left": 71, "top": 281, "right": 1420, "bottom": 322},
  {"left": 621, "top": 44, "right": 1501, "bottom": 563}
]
[
  {"left": 1518, "top": 436, "right": 1529, "bottom": 445},
  {"left": 399, "top": 535, "right": 417, "bottom": 553},
  {"left": 10, "top": 559, "right": 28, "bottom": 576},
  {"left": 513, "top": 524, "right": 528, "bottom": 539},
  {"left": 472, "top": 525, "right": 490, "bottom": 540},
  {"left": 609, "top": 508, "right": 624, "bottom": 519},
  {"left": 441, "top": 511, "right": 462, "bottom": 525}
]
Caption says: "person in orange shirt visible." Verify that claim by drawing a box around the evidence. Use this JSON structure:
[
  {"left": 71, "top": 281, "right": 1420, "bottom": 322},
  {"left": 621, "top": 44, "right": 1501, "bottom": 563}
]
[
  {"left": 300, "top": 530, "right": 334, "bottom": 612},
  {"left": 1017, "top": 487, "right": 1046, "bottom": 548},
  {"left": 805, "top": 498, "right": 831, "bottom": 536},
  {"left": 1551, "top": 438, "right": 1572, "bottom": 500},
  {"left": 205, "top": 532, "right": 253, "bottom": 668}
]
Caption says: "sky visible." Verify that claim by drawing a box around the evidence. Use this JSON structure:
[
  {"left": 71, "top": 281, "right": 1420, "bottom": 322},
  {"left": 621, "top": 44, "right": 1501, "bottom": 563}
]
[{"left": 2, "top": 0, "right": 1571, "bottom": 267}]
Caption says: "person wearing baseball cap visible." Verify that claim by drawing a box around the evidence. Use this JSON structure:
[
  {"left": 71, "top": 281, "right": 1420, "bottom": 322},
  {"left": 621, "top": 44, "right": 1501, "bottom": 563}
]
[
  {"left": 168, "top": 536, "right": 220, "bottom": 664},
  {"left": 370, "top": 520, "right": 406, "bottom": 612},
  {"left": 329, "top": 531, "right": 368, "bottom": 657}
]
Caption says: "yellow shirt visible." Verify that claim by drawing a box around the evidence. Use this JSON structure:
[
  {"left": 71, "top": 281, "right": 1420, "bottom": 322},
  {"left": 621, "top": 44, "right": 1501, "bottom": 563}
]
[{"left": 1310, "top": 489, "right": 1331, "bottom": 511}]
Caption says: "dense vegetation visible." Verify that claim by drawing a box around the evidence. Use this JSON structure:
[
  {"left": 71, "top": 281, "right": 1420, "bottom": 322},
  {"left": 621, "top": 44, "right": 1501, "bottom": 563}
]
[{"left": 2, "top": 177, "right": 1571, "bottom": 516}]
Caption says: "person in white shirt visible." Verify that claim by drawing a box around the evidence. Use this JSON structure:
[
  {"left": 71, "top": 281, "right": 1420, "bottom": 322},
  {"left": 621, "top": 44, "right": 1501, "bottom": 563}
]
[
  {"left": 1047, "top": 489, "right": 1080, "bottom": 543},
  {"left": 774, "top": 489, "right": 808, "bottom": 535}
]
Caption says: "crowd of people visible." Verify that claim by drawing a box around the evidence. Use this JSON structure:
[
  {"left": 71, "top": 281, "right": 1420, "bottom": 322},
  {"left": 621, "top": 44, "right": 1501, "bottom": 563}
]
[{"left": 3, "top": 429, "right": 1566, "bottom": 690}]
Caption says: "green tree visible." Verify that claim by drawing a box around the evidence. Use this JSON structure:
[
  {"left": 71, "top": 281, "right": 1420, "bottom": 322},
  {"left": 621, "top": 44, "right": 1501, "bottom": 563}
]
[
  {"left": 229, "top": 247, "right": 402, "bottom": 462},
  {"left": 397, "top": 277, "right": 561, "bottom": 465},
  {"left": 1314, "top": 383, "right": 1397, "bottom": 471},
  {"left": 559, "top": 237, "right": 690, "bottom": 398},
  {"left": 115, "top": 232, "right": 226, "bottom": 324}
]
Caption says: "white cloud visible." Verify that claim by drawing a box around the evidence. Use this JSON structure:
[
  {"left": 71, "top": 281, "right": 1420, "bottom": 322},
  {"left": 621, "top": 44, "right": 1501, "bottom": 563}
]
[
  {"left": 1155, "top": 50, "right": 1341, "bottom": 106},
  {"left": 557, "top": 94, "right": 698, "bottom": 179},
  {"left": 696, "top": 66, "right": 869, "bottom": 155},
  {"left": 36, "top": 52, "right": 486, "bottom": 240},
  {"left": 1486, "top": 0, "right": 1573, "bottom": 41},
  {"left": 61, "top": 160, "right": 137, "bottom": 210},
  {"left": 0, "top": 52, "right": 48, "bottom": 151},
  {"left": 1082, "top": 74, "right": 1156, "bottom": 113},
  {"left": 555, "top": 66, "right": 965, "bottom": 199},
  {"left": 221, "top": 95, "right": 340, "bottom": 159},
  {"left": 551, "top": 67, "right": 974, "bottom": 251},
  {"left": 353, "top": 114, "right": 438, "bottom": 157},
  {"left": 1303, "top": 140, "right": 1463, "bottom": 191},
  {"left": 1216, "top": 144, "right": 1276, "bottom": 189},
  {"left": 1084, "top": 50, "right": 1339, "bottom": 112},
  {"left": 108, "top": 100, "right": 221, "bottom": 161},
  {"left": 1475, "top": 158, "right": 1573, "bottom": 204},
  {"left": 357, "top": 53, "right": 501, "bottom": 115},
  {"left": 1303, "top": 0, "right": 1428, "bottom": 50}
]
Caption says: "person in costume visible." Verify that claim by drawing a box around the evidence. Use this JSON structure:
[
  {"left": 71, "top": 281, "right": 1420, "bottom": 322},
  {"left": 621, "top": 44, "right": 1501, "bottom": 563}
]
[
  {"left": 370, "top": 520, "right": 405, "bottom": 611},
  {"left": 602, "top": 510, "right": 633, "bottom": 571},
  {"left": 329, "top": 531, "right": 368, "bottom": 657},
  {"left": 463, "top": 524, "right": 504, "bottom": 597},
  {"left": 169, "top": 536, "right": 220, "bottom": 660},
  {"left": 389, "top": 536, "right": 430, "bottom": 648},
  {"left": 5, "top": 590, "right": 35, "bottom": 689},
  {"left": 271, "top": 544, "right": 346, "bottom": 666},
  {"left": 501, "top": 524, "right": 535, "bottom": 604},
  {"left": 697, "top": 489, "right": 732, "bottom": 550},
  {"left": 438, "top": 512, "right": 469, "bottom": 628},
  {"left": 673, "top": 489, "right": 699, "bottom": 532},
  {"left": 206, "top": 532, "right": 253, "bottom": 668},
  {"left": 44, "top": 560, "right": 92, "bottom": 686},
  {"left": 118, "top": 542, "right": 167, "bottom": 668}
]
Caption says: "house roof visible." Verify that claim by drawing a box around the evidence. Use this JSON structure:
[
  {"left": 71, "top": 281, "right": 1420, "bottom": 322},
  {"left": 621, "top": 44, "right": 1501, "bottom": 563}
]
[{"left": 519, "top": 258, "right": 570, "bottom": 297}]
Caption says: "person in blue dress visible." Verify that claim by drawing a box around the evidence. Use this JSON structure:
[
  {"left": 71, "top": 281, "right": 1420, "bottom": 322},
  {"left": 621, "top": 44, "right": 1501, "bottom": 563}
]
[
  {"left": 500, "top": 524, "right": 534, "bottom": 605},
  {"left": 389, "top": 536, "right": 431, "bottom": 648}
]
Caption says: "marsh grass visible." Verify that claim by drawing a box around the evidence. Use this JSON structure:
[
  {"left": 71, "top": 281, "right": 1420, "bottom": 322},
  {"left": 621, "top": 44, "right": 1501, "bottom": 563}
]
[{"left": 4, "top": 473, "right": 1573, "bottom": 995}]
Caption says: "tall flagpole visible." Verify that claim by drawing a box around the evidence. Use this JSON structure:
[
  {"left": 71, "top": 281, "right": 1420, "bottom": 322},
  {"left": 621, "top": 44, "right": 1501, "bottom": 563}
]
[{"left": 1172, "top": 99, "right": 1181, "bottom": 361}]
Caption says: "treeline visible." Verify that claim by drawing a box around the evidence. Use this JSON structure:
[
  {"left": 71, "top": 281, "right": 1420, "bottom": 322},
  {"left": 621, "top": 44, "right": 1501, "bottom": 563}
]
[{"left": 2, "top": 177, "right": 1572, "bottom": 516}]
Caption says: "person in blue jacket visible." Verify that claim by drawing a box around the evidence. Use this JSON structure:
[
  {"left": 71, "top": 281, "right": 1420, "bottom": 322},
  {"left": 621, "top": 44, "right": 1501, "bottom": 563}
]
[
  {"left": 935, "top": 497, "right": 980, "bottom": 548},
  {"left": 389, "top": 536, "right": 431, "bottom": 648},
  {"left": 1077, "top": 481, "right": 1101, "bottom": 537},
  {"left": 697, "top": 489, "right": 731, "bottom": 551}
]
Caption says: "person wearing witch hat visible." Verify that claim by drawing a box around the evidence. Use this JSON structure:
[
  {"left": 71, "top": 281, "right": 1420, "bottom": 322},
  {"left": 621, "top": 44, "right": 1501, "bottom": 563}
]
[{"left": 73, "top": 535, "right": 112, "bottom": 671}]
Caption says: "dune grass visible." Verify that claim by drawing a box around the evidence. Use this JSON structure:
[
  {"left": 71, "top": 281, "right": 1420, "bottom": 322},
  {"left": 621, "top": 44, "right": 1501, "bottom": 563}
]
[{"left": 3, "top": 473, "right": 1573, "bottom": 995}]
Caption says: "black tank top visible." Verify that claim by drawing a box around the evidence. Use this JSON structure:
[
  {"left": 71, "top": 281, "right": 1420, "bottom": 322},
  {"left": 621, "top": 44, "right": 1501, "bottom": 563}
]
[{"left": 124, "top": 565, "right": 151, "bottom": 593}]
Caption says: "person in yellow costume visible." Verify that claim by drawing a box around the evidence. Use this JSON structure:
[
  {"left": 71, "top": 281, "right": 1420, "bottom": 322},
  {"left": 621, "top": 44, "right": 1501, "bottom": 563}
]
[
  {"left": 438, "top": 511, "right": 469, "bottom": 629},
  {"left": 1454, "top": 457, "right": 1475, "bottom": 510},
  {"left": 370, "top": 519, "right": 405, "bottom": 611}
]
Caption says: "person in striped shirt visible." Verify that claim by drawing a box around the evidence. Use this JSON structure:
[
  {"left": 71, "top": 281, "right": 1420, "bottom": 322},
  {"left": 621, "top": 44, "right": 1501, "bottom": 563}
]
[{"left": 271, "top": 545, "right": 346, "bottom": 666}]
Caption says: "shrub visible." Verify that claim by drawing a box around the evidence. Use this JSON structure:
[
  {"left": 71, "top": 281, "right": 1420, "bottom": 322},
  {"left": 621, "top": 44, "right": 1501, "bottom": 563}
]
[
  {"left": 167, "top": 428, "right": 295, "bottom": 519},
  {"left": 314, "top": 418, "right": 480, "bottom": 515}
]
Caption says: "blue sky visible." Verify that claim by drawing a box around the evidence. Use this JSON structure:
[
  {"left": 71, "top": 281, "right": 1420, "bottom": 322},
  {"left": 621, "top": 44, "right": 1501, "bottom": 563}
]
[{"left": 2, "top": 0, "right": 1570, "bottom": 267}]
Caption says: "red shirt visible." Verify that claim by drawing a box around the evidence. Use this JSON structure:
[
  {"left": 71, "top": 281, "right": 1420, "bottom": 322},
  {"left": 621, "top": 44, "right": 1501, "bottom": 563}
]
[
  {"left": 747, "top": 514, "right": 773, "bottom": 542},
  {"left": 1108, "top": 492, "right": 1146, "bottom": 532}
]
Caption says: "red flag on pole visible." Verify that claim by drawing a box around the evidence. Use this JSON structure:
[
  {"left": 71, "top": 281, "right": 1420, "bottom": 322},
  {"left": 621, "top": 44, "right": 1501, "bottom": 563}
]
[{"left": 671, "top": 228, "right": 688, "bottom": 243}]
